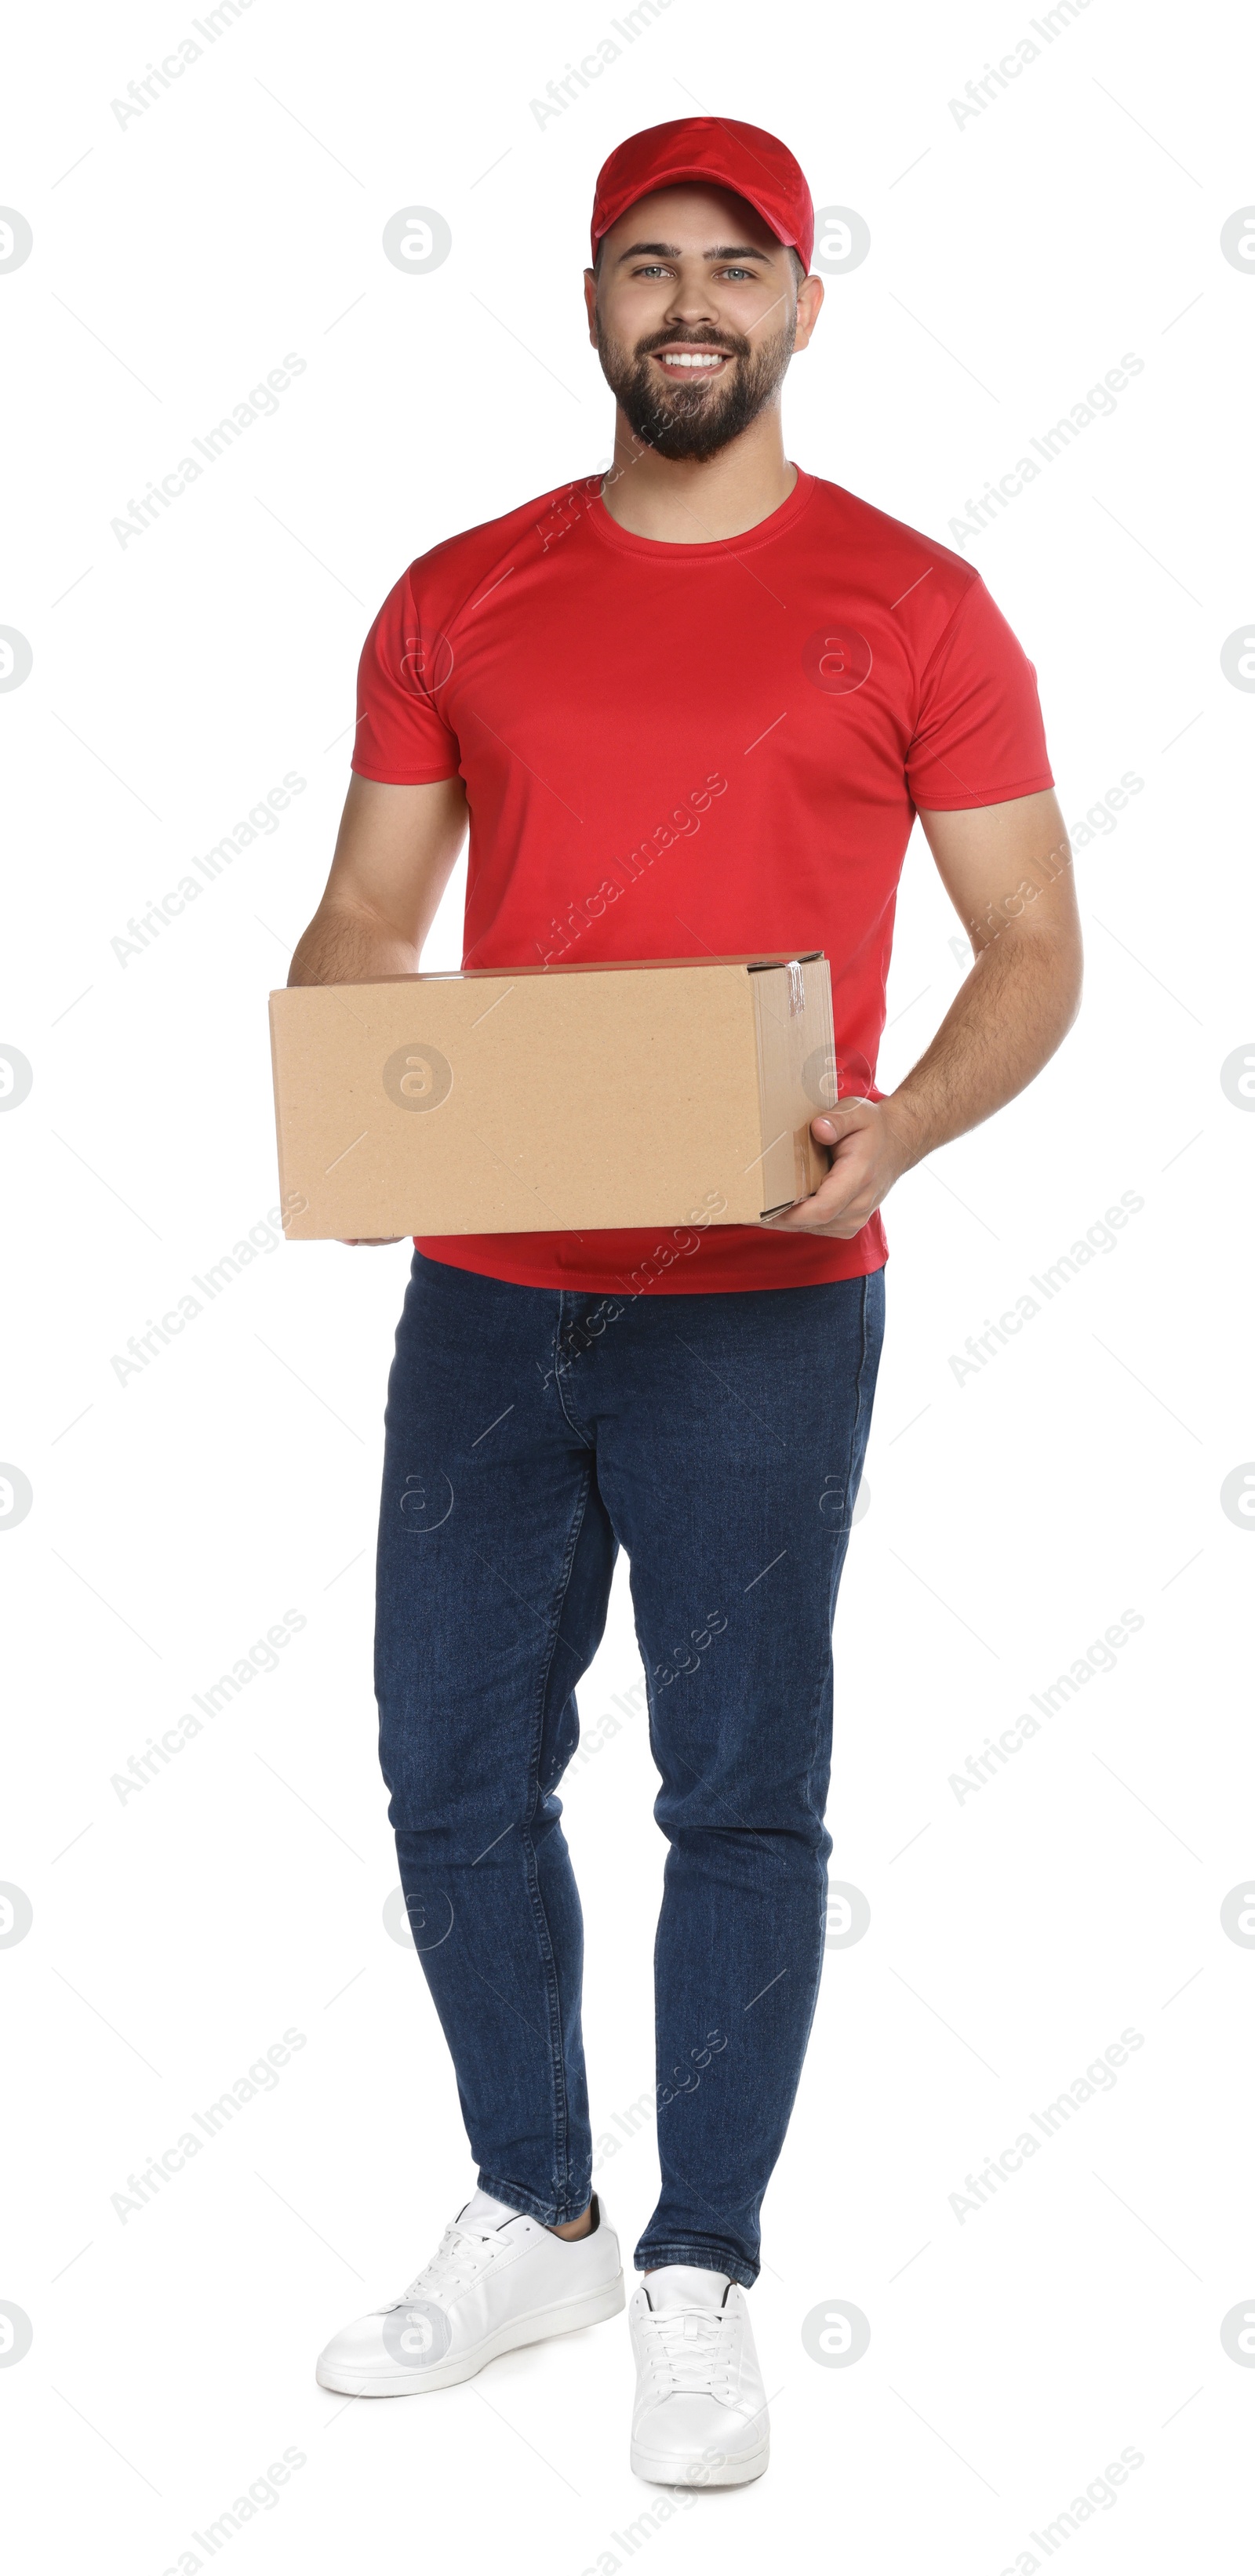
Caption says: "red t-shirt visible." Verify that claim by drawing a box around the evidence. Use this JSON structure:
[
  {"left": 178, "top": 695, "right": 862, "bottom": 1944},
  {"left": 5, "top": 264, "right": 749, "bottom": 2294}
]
[{"left": 352, "top": 467, "right": 1053, "bottom": 1294}]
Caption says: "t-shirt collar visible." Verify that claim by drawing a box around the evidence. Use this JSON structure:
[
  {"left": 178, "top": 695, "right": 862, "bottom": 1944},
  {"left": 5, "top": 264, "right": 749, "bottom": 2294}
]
[{"left": 586, "top": 464, "right": 814, "bottom": 561}]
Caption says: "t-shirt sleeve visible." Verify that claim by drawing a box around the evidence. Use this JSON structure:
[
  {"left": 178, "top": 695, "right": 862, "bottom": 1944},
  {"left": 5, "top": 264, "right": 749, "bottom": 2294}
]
[
  {"left": 351, "top": 565, "right": 462, "bottom": 784},
  {"left": 905, "top": 574, "right": 1053, "bottom": 811}
]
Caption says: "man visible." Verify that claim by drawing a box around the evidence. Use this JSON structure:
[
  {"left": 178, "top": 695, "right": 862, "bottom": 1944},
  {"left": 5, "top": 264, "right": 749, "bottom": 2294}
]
[{"left": 298, "top": 118, "right": 1081, "bottom": 2486}]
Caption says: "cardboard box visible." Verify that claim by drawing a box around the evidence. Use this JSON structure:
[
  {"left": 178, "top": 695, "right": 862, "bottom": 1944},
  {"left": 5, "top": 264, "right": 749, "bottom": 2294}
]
[{"left": 268, "top": 952, "right": 833, "bottom": 1241}]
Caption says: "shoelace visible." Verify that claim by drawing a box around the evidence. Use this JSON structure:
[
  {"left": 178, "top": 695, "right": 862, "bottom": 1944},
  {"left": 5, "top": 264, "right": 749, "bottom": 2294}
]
[
  {"left": 389, "top": 2222, "right": 502, "bottom": 2309},
  {"left": 640, "top": 2304, "right": 735, "bottom": 2397}
]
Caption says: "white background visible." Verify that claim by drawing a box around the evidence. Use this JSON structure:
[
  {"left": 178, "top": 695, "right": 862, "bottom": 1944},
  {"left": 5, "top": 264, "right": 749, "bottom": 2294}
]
[{"left": 2, "top": 1, "right": 1253, "bottom": 2568}]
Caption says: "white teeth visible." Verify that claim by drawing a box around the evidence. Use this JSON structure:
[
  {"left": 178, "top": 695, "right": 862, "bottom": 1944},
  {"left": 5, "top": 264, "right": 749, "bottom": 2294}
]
[{"left": 660, "top": 351, "right": 724, "bottom": 368}]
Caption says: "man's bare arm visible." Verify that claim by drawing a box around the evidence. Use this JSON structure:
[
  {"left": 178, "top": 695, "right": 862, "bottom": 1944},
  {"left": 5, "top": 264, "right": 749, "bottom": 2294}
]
[
  {"left": 288, "top": 774, "right": 469, "bottom": 987},
  {"left": 768, "top": 787, "right": 1082, "bottom": 1238}
]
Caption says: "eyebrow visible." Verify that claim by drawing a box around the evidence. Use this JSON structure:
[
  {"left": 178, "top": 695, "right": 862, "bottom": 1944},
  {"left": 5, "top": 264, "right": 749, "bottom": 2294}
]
[{"left": 613, "top": 239, "right": 775, "bottom": 263}]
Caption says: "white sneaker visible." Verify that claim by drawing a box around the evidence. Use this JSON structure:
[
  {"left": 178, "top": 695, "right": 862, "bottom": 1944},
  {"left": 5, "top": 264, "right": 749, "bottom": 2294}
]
[
  {"left": 629, "top": 2265, "right": 769, "bottom": 2487},
  {"left": 316, "top": 2189, "right": 624, "bottom": 2396}
]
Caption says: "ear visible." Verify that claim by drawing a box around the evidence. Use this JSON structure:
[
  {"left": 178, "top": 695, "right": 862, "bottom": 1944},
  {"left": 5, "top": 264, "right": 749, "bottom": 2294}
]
[
  {"left": 791, "top": 271, "right": 824, "bottom": 354},
  {"left": 583, "top": 268, "right": 598, "bottom": 346}
]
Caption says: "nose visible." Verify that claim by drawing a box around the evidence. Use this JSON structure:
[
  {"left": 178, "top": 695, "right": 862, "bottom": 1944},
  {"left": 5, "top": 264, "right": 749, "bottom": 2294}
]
[{"left": 660, "top": 278, "right": 720, "bottom": 331}]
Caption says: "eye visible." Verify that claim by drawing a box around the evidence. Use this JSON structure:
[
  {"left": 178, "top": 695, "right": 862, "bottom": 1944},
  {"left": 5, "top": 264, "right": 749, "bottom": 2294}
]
[
  {"left": 718, "top": 266, "right": 757, "bottom": 281},
  {"left": 632, "top": 263, "right": 672, "bottom": 278}
]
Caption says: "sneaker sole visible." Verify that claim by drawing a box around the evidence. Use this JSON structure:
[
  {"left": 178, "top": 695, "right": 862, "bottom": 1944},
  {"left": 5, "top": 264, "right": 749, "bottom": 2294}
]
[
  {"left": 630, "top": 2435, "right": 769, "bottom": 2488},
  {"left": 315, "top": 2272, "right": 626, "bottom": 2397}
]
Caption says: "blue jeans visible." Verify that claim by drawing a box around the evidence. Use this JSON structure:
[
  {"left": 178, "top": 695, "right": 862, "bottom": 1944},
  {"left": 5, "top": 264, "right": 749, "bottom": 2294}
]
[{"left": 375, "top": 1250, "right": 885, "bottom": 2287}]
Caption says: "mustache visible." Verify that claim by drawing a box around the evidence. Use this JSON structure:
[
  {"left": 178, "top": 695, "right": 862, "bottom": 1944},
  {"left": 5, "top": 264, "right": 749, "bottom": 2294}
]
[{"left": 635, "top": 327, "right": 750, "bottom": 362}]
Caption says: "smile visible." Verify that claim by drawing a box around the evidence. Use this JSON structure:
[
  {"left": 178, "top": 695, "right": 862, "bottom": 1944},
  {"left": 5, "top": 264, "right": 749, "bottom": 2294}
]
[{"left": 650, "top": 348, "right": 732, "bottom": 376}]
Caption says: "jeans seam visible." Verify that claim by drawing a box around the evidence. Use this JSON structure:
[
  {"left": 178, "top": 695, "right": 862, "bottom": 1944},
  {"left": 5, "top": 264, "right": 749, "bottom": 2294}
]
[
  {"left": 552, "top": 1290, "right": 595, "bottom": 1447},
  {"left": 799, "top": 1272, "right": 875, "bottom": 1804},
  {"left": 846, "top": 1272, "right": 877, "bottom": 1504},
  {"left": 798, "top": 1273, "right": 882, "bottom": 2042},
  {"left": 520, "top": 1455, "right": 595, "bottom": 2214}
]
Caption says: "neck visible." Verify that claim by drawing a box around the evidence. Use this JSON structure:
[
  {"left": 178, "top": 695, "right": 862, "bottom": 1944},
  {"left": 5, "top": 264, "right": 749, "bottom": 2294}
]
[{"left": 600, "top": 405, "right": 796, "bottom": 543}]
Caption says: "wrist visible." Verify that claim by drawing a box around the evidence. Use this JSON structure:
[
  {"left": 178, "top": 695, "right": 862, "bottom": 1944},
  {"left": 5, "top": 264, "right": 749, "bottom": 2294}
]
[{"left": 879, "top": 1085, "right": 934, "bottom": 1173}]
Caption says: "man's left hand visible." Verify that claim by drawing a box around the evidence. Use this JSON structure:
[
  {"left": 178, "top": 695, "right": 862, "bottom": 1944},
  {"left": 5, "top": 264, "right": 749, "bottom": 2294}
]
[{"left": 763, "top": 1095, "right": 919, "bottom": 1238}]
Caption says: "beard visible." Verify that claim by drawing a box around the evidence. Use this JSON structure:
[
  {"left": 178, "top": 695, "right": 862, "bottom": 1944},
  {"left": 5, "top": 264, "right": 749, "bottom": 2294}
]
[{"left": 594, "top": 313, "right": 796, "bottom": 463}]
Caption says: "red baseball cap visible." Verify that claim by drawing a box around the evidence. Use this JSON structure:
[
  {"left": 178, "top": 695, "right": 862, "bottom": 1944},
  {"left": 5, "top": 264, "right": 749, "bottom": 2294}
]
[{"left": 591, "top": 117, "right": 814, "bottom": 274}]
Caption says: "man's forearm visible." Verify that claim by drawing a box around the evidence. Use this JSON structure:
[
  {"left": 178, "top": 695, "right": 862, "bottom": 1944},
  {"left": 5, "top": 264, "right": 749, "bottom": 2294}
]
[
  {"left": 288, "top": 901, "right": 419, "bottom": 989},
  {"left": 768, "top": 908, "right": 1082, "bottom": 1241},
  {"left": 883, "top": 917, "right": 1082, "bottom": 1172}
]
